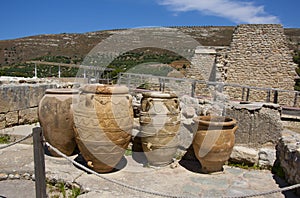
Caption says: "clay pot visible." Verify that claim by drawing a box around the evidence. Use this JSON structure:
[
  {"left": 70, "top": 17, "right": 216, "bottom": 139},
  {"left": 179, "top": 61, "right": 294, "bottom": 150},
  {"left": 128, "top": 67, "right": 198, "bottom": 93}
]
[
  {"left": 139, "top": 92, "right": 180, "bottom": 166},
  {"left": 38, "top": 88, "right": 79, "bottom": 157},
  {"left": 72, "top": 84, "right": 133, "bottom": 173},
  {"left": 192, "top": 116, "right": 238, "bottom": 173}
]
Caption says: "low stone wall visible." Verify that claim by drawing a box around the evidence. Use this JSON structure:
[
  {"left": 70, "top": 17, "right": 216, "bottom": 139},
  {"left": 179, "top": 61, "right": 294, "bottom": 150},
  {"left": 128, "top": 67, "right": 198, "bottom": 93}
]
[
  {"left": 0, "top": 77, "right": 76, "bottom": 129},
  {"left": 276, "top": 130, "right": 300, "bottom": 196}
]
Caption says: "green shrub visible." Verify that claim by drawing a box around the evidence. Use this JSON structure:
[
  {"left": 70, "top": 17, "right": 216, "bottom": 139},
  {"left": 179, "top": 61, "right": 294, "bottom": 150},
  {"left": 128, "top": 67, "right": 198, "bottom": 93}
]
[
  {"left": 272, "top": 161, "right": 285, "bottom": 179},
  {"left": 293, "top": 50, "right": 300, "bottom": 91},
  {"left": 0, "top": 135, "right": 10, "bottom": 144}
]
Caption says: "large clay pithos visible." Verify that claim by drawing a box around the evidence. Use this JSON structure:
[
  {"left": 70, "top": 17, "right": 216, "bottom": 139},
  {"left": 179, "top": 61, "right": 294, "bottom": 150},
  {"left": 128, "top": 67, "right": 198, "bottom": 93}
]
[
  {"left": 139, "top": 92, "right": 180, "bottom": 166},
  {"left": 72, "top": 84, "right": 133, "bottom": 173},
  {"left": 38, "top": 88, "right": 79, "bottom": 157},
  {"left": 192, "top": 116, "right": 238, "bottom": 173}
]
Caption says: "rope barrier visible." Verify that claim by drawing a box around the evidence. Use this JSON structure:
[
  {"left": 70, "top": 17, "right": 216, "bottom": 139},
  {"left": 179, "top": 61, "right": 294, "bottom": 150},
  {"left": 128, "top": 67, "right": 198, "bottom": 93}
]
[
  {"left": 0, "top": 132, "right": 33, "bottom": 150},
  {"left": 45, "top": 142, "right": 300, "bottom": 198},
  {"left": 45, "top": 142, "right": 193, "bottom": 198},
  {"left": 0, "top": 130, "right": 299, "bottom": 198},
  {"left": 223, "top": 183, "right": 300, "bottom": 198}
]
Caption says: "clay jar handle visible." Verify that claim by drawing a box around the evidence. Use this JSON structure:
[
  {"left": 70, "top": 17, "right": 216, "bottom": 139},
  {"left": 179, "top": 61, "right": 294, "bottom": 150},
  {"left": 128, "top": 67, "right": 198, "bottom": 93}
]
[
  {"left": 127, "top": 94, "right": 134, "bottom": 118},
  {"left": 127, "top": 94, "right": 133, "bottom": 105},
  {"left": 127, "top": 94, "right": 132, "bottom": 101},
  {"left": 145, "top": 97, "right": 154, "bottom": 112},
  {"left": 173, "top": 98, "right": 179, "bottom": 110},
  {"left": 232, "top": 125, "right": 238, "bottom": 133}
]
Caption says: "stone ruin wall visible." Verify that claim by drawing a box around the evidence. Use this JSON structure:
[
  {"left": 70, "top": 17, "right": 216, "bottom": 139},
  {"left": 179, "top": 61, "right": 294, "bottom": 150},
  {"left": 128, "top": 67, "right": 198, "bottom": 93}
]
[
  {"left": 224, "top": 24, "right": 297, "bottom": 106},
  {"left": 185, "top": 24, "right": 298, "bottom": 106},
  {"left": 0, "top": 78, "right": 75, "bottom": 129}
]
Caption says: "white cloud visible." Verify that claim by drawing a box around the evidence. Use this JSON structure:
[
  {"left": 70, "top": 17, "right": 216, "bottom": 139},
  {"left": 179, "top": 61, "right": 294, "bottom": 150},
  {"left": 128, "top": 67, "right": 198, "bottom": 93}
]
[{"left": 158, "top": 0, "right": 280, "bottom": 24}]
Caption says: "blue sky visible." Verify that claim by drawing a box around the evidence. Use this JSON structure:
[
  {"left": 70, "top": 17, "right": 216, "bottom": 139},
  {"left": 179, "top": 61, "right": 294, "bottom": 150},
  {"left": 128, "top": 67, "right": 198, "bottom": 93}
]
[{"left": 0, "top": 0, "right": 299, "bottom": 40}]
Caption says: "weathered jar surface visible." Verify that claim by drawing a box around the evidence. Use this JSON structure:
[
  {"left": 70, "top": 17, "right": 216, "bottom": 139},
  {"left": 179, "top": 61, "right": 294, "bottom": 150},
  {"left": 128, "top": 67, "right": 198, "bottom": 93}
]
[
  {"left": 193, "top": 116, "right": 238, "bottom": 173},
  {"left": 139, "top": 92, "right": 180, "bottom": 166},
  {"left": 72, "top": 84, "right": 133, "bottom": 173},
  {"left": 38, "top": 88, "right": 79, "bottom": 157}
]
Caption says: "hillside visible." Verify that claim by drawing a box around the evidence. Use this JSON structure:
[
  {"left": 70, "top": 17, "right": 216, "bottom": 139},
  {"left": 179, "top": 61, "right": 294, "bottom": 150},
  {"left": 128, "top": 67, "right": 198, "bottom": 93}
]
[
  {"left": 0, "top": 30, "right": 114, "bottom": 66},
  {"left": 284, "top": 28, "right": 300, "bottom": 51},
  {"left": 0, "top": 26, "right": 236, "bottom": 67},
  {"left": 0, "top": 26, "right": 299, "bottom": 76}
]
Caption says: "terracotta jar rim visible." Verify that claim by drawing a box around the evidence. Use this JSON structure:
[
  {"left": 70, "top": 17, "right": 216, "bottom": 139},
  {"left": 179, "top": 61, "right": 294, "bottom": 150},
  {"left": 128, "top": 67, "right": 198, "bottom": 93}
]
[
  {"left": 45, "top": 88, "right": 79, "bottom": 94},
  {"left": 142, "top": 91, "right": 177, "bottom": 99},
  {"left": 193, "top": 116, "right": 237, "bottom": 127},
  {"left": 80, "top": 84, "right": 129, "bottom": 94}
]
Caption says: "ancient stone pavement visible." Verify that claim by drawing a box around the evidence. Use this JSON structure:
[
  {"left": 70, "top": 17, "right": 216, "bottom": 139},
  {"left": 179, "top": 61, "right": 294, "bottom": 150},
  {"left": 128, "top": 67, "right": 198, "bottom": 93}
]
[{"left": 0, "top": 124, "right": 298, "bottom": 198}]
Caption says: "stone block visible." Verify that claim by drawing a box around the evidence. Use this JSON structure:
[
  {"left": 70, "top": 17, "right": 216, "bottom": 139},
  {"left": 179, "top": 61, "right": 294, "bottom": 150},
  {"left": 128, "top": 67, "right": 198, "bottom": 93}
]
[
  {"left": 29, "top": 84, "right": 57, "bottom": 107},
  {"left": 230, "top": 145, "right": 258, "bottom": 165},
  {"left": 0, "top": 86, "right": 10, "bottom": 113},
  {"left": 258, "top": 148, "right": 276, "bottom": 168},
  {"left": 225, "top": 102, "right": 282, "bottom": 147},
  {"left": 0, "top": 84, "right": 58, "bottom": 115},
  {"left": 18, "top": 107, "right": 38, "bottom": 125},
  {"left": 28, "top": 85, "right": 40, "bottom": 107},
  {"left": 5, "top": 111, "right": 19, "bottom": 126},
  {"left": 182, "top": 107, "right": 196, "bottom": 119},
  {"left": 0, "top": 85, "right": 30, "bottom": 112}
]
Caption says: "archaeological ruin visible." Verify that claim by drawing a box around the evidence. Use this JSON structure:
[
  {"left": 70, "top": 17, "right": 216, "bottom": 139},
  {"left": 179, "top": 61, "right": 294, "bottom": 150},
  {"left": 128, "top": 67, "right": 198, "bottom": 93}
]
[{"left": 0, "top": 24, "right": 300, "bottom": 196}]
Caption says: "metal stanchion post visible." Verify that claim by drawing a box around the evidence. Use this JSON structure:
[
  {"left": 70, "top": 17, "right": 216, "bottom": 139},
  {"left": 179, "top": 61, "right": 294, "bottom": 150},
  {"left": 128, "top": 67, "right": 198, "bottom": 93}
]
[
  {"left": 191, "top": 81, "right": 196, "bottom": 97},
  {"left": 274, "top": 90, "right": 278, "bottom": 104},
  {"left": 246, "top": 88, "right": 250, "bottom": 101}
]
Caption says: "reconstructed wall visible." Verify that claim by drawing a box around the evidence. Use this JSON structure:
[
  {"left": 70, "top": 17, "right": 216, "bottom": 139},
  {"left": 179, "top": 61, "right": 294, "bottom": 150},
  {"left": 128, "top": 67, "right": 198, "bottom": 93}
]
[
  {"left": 187, "top": 47, "right": 219, "bottom": 98},
  {"left": 188, "top": 47, "right": 217, "bottom": 82},
  {"left": 224, "top": 24, "right": 297, "bottom": 105}
]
